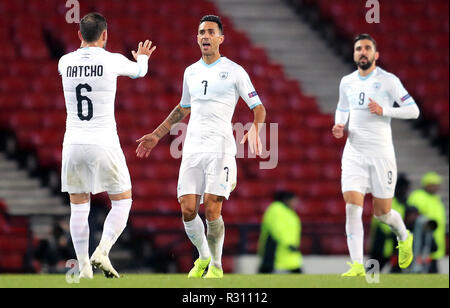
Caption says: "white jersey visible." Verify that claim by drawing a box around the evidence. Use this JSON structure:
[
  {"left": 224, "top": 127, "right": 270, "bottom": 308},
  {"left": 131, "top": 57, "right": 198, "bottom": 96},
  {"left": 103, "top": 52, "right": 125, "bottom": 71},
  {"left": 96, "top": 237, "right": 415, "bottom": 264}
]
[
  {"left": 58, "top": 47, "right": 148, "bottom": 148},
  {"left": 180, "top": 57, "right": 263, "bottom": 156},
  {"left": 336, "top": 67, "right": 418, "bottom": 158}
]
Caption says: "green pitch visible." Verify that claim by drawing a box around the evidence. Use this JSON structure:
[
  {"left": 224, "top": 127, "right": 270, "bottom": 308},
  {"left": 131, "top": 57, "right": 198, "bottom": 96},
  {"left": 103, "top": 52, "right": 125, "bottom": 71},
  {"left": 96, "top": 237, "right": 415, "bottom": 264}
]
[{"left": 0, "top": 274, "right": 448, "bottom": 288}]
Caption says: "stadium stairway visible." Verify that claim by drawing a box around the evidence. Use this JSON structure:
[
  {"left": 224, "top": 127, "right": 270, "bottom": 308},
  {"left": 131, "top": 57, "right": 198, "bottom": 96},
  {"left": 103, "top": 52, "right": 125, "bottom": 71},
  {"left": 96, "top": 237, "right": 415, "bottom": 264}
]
[
  {"left": 0, "top": 152, "right": 69, "bottom": 240},
  {"left": 211, "top": 0, "right": 449, "bottom": 219}
]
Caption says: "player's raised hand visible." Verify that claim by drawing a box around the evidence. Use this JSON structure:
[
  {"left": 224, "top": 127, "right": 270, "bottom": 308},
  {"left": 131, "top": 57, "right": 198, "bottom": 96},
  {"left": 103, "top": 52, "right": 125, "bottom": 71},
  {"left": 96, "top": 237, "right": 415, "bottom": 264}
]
[
  {"left": 136, "top": 133, "right": 159, "bottom": 158},
  {"left": 368, "top": 98, "right": 383, "bottom": 116},
  {"left": 132, "top": 40, "right": 156, "bottom": 61},
  {"left": 240, "top": 123, "right": 263, "bottom": 156},
  {"left": 332, "top": 124, "right": 345, "bottom": 139}
]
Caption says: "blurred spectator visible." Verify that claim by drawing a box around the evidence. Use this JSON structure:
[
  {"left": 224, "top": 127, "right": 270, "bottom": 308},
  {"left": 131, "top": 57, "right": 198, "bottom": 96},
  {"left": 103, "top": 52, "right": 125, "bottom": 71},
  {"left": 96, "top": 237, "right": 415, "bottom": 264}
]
[
  {"left": 406, "top": 206, "right": 438, "bottom": 273},
  {"left": 369, "top": 173, "right": 411, "bottom": 273},
  {"left": 258, "top": 191, "right": 303, "bottom": 273},
  {"left": 34, "top": 220, "right": 74, "bottom": 273},
  {"left": 407, "top": 172, "right": 447, "bottom": 273}
]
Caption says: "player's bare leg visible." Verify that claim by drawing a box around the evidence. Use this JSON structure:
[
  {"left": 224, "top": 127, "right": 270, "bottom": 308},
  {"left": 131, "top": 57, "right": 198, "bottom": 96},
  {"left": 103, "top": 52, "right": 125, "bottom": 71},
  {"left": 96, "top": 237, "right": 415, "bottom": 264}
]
[
  {"left": 203, "top": 193, "right": 225, "bottom": 278},
  {"left": 342, "top": 191, "right": 366, "bottom": 276},
  {"left": 69, "top": 193, "right": 93, "bottom": 279},
  {"left": 90, "top": 190, "right": 132, "bottom": 278},
  {"left": 180, "top": 194, "right": 211, "bottom": 277},
  {"left": 373, "top": 197, "right": 413, "bottom": 269}
]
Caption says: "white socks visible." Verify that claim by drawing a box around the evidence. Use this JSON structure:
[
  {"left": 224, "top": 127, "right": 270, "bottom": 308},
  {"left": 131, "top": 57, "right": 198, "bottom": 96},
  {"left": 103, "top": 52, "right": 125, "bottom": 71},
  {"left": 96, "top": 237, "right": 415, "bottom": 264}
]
[
  {"left": 345, "top": 204, "right": 364, "bottom": 264},
  {"left": 345, "top": 204, "right": 408, "bottom": 265},
  {"left": 183, "top": 215, "right": 225, "bottom": 269},
  {"left": 375, "top": 210, "right": 408, "bottom": 241},
  {"left": 207, "top": 216, "right": 225, "bottom": 269},
  {"left": 70, "top": 202, "right": 91, "bottom": 266},
  {"left": 99, "top": 198, "right": 132, "bottom": 256},
  {"left": 183, "top": 215, "right": 211, "bottom": 260}
]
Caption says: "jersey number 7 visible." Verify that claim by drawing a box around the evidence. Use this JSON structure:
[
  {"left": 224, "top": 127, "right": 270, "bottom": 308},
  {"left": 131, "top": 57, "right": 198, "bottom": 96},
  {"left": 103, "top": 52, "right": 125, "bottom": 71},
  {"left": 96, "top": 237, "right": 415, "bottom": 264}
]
[
  {"left": 76, "top": 83, "right": 93, "bottom": 121},
  {"left": 202, "top": 80, "right": 208, "bottom": 95}
]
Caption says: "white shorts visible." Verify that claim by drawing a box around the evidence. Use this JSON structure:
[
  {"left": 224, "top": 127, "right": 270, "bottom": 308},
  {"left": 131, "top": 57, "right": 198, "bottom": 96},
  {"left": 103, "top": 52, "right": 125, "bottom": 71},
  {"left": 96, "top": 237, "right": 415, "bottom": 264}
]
[
  {"left": 177, "top": 153, "right": 237, "bottom": 203},
  {"left": 341, "top": 154, "right": 397, "bottom": 199},
  {"left": 61, "top": 144, "right": 131, "bottom": 195}
]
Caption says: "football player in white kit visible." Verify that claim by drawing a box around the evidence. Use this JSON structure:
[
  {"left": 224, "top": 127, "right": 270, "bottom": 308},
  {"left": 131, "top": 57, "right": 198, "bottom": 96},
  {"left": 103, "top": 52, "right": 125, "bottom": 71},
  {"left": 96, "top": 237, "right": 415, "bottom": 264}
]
[
  {"left": 59, "top": 13, "right": 156, "bottom": 279},
  {"left": 332, "top": 34, "right": 419, "bottom": 276},
  {"left": 136, "top": 15, "right": 266, "bottom": 278}
]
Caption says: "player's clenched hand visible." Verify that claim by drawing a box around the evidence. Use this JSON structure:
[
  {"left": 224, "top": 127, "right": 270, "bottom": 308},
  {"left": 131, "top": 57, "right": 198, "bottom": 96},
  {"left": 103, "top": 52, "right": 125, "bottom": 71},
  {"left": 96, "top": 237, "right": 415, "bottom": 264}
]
[
  {"left": 240, "top": 123, "right": 263, "bottom": 156},
  {"left": 332, "top": 124, "right": 345, "bottom": 139},
  {"left": 136, "top": 133, "right": 159, "bottom": 158},
  {"left": 368, "top": 98, "right": 383, "bottom": 116},
  {"left": 132, "top": 40, "right": 156, "bottom": 61}
]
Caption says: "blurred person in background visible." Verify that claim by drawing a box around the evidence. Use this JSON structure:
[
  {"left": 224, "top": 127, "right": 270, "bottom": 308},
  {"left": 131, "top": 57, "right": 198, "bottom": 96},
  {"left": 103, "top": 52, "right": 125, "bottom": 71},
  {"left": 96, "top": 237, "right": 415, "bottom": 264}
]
[
  {"left": 34, "top": 220, "right": 74, "bottom": 273},
  {"left": 369, "top": 173, "right": 411, "bottom": 273},
  {"left": 407, "top": 172, "right": 447, "bottom": 273},
  {"left": 405, "top": 206, "right": 438, "bottom": 273},
  {"left": 258, "top": 191, "right": 303, "bottom": 274}
]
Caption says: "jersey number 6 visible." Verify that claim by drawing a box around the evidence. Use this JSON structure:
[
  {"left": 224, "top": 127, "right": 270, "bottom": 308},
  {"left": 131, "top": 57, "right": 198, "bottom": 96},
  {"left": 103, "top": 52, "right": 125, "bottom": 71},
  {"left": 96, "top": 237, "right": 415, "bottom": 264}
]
[{"left": 76, "top": 83, "right": 93, "bottom": 121}]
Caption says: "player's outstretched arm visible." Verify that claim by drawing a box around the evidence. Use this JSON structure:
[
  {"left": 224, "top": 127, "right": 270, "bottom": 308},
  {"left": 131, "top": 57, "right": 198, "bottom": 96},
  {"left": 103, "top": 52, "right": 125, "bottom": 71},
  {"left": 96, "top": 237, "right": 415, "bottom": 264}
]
[
  {"left": 240, "top": 104, "right": 266, "bottom": 156},
  {"left": 117, "top": 40, "right": 156, "bottom": 78},
  {"left": 136, "top": 104, "right": 190, "bottom": 158},
  {"left": 131, "top": 40, "right": 156, "bottom": 60}
]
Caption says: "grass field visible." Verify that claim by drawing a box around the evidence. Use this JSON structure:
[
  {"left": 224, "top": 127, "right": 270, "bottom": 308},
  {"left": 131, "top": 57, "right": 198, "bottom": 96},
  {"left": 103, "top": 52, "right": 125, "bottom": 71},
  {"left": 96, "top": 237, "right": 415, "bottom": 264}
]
[{"left": 0, "top": 274, "right": 448, "bottom": 288}]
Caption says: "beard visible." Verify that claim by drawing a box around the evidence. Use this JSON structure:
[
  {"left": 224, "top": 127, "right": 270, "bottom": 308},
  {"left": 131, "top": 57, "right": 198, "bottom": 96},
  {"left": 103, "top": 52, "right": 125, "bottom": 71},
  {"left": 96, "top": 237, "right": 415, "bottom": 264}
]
[{"left": 356, "top": 56, "right": 373, "bottom": 70}]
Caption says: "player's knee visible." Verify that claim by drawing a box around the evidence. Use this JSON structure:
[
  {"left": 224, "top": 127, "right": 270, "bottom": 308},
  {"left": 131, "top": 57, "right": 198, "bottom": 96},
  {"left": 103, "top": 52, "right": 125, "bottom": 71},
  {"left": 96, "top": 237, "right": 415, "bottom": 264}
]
[
  {"left": 109, "top": 190, "right": 132, "bottom": 201},
  {"left": 205, "top": 209, "right": 221, "bottom": 222},
  {"left": 204, "top": 194, "right": 224, "bottom": 205},
  {"left": 374, "top": 207, "right": 390, "bottom": 217},
  {"left": 204, "top": 196, "right": 224, "bottom": 221},
  {"left": 179, "top": 199, "right": 197, "bottom": 221},
  {"left": 70, "top": 193, "right": 90, "bottom": 204}
]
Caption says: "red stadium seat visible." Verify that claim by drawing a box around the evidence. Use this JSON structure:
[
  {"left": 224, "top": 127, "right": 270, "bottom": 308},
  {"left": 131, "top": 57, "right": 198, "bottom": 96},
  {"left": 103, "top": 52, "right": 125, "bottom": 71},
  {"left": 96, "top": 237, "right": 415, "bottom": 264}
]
[
  {"left": 8, "top": 113, "right": 41, "bottom": 130},
  {"left": 0, "top": 253, "right": 24, "bottom": 272},
  {"left": 290, "top": 164, "right": 322, "bottom": 181},
  {"left": 0, "top": 77, "right": 29, "bottom": 93},
  {"left": 321, "top": 236, "right": 348, "bottom": 255},
  {"left": 36, "top": 146, "right": 62, "bottom": 168}
]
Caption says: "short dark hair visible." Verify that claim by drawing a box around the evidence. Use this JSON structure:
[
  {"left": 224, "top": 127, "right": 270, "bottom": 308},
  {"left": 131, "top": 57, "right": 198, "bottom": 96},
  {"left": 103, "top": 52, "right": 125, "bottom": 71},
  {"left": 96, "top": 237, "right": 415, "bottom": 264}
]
[
  {"left": 200, "top": 15, "right": 223, "bottom": 34},
  {"left": 80, "top": 13, "right": 107, "bottom": 43},
  {"left": 354, "top": 33, "right": 377, "bottom": 50},
  {"left": 273, "top": 191, "right": 296, "bottom": 204}
]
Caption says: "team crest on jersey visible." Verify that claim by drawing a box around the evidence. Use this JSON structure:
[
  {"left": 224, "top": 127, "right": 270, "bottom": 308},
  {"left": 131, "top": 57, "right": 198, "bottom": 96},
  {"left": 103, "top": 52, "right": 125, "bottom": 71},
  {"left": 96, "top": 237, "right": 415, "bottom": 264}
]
[
  {"left": 373, "top": 82, "right": 382, "bottom": 90},
  {"left": 219, "top": 72, "right": 228, "bottom": 80}
]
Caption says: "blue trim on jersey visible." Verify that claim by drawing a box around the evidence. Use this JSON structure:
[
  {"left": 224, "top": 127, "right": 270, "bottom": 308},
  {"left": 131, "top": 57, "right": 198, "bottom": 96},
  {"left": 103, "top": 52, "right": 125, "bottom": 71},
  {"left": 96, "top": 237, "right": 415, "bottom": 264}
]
[
  {"left": 249, "top": 102, "right": 262, "bottom": 110},
  {"left": 180, "top": 103, "right": 191, "bottom": 108},
  {"left": 131, "top": 65, "right": 142, "bottom": 79},
  {"left": 403, "top": 101, "right": 416, "bottom": 106},
  {"left": 337, "top": 107, "right": 350, "bottom": 112},
  {"left": 358, "top": 69, "right": 376, "bottom": 81},
  {"left": 200, "top": 57, "right": 222, "bottom": 68}
]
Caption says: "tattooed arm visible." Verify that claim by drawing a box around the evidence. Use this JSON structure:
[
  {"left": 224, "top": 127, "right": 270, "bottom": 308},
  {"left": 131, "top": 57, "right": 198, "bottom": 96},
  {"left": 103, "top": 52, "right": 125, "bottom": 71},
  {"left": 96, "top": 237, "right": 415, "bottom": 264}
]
[{"left": 136, "top": 104, "right": 191, "bottom": 158}]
